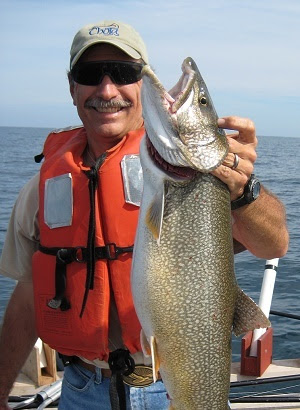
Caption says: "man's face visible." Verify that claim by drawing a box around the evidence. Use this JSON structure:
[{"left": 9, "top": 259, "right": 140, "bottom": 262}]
[{"left": 70, "top": 44, "right": 144, "bottom": 146}]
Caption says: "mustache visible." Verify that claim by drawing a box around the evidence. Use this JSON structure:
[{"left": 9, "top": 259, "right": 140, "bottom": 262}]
[{"left": 84, "top": 98, "right": 132, "bottom": 109}]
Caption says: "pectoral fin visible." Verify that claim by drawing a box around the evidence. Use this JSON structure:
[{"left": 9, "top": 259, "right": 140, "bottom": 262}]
[
  {"left": 140, "top": 332, "right": 160, "bottom": 382},
  {"left": 150, "top": 336, "right": 160, "bottom": 382},
  {"left": 140, "top": 329, "right": 151, "bottom": 357},
  {"left": 145, "top": 186, "right": 164, "bottom": 244},
  {"left": 233, "top": 287, "right": 271, "bottom": 337}
]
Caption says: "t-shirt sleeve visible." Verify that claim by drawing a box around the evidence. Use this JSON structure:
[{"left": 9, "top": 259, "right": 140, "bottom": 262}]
[{"left": 0, "top": 173, "right": 40, "bottom": 282}]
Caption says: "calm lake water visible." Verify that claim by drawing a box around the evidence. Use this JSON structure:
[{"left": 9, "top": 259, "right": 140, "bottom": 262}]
[{"left": 0, "top": 126, "right": 299, "bottom": 363}]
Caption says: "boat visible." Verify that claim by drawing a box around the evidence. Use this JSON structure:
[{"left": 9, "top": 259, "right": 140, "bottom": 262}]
[
  {"left": 8, "top": 259, "right": 300, "bottom": 409},
  {"left": 9, "top": 357, "right": 300, "bottom": 409}
]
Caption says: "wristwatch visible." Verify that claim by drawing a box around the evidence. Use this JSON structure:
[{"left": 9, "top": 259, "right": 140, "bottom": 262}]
[{"left": 231, "top": 174, "right": 261, "bottom": 210}]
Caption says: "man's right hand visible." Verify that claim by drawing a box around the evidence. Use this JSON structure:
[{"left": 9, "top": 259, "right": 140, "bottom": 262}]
[{"left": 0, "top": 282, "right": 38, "bottom": 410}]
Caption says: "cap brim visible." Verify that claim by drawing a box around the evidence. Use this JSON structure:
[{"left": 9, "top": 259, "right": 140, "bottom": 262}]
[{"left": 71, "top": 39, "right": 142, "bottom": 68}]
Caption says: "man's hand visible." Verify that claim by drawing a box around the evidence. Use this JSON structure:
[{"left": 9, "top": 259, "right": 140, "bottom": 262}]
[
  {"left": 0, "top": 282, "right": 37, "bottom": 410},
  {"left": 212, "top": 116, "right": 257, "bottom": 200},
  {"left": 211, "top": 115, "right": 288, "bottom": 258}
]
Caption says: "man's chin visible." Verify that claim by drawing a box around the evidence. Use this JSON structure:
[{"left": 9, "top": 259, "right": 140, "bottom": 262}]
[{"left": 88, "top": 122, "right": 128, "bottom": 142}]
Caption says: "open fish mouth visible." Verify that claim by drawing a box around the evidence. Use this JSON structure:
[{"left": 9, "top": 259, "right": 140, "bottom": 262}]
[
  {"left": 141, "top": 57, "right": 228, "bottom": 172},
  {"left": 146, "top": 136, "right": 197, "bottom": 179}
]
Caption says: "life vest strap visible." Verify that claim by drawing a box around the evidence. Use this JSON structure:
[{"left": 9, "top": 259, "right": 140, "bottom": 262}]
[
  {"left": 44, "top": 247, "right": 75, "bottom": 312},
  {"left": 39, "top": 244, "right": 134, "bottom": 261},
  {"left": 108, "top": 349, "right": 135, "bottom": 410},
  {"left": 39, "top": 243, "right": 134, "bottom": 314}
]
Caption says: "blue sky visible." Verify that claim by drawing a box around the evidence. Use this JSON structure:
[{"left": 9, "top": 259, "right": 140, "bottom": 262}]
[{"left": 1, "top": 0, "right": 299, "bottom": 137}]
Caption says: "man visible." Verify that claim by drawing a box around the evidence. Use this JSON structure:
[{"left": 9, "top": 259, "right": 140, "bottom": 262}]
[{"left": 0, "top": 20, "right": 289, "bottom": 410}]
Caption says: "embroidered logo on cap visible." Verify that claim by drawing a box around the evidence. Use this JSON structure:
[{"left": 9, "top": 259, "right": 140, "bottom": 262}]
[{"left": 89, "top": 24, "right": 119, "bottom": 37}]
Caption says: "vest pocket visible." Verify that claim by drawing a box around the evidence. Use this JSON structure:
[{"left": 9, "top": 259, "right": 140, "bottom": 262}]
[
  {"left": 44, "top": 173, "right": 73, "bottom": 228},
  {"left": 121, "top": 155, "right": 143, "bottom": 207}
]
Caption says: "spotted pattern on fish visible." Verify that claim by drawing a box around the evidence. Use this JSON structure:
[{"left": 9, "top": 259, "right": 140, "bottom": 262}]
[
  {"left": 133, "top": 164, "right": 235, "bottom": 408},
  {"left": 131, "top": 58, "right": 270, "bottom": 410}
]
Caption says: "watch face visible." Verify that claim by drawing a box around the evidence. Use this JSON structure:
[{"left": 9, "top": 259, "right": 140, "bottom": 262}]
[
  {"left": 252, "top": 180, "right": 261, "bottom": 200},
  {"left": 231, "top": 175, "right": 260, "bottom": 210}
]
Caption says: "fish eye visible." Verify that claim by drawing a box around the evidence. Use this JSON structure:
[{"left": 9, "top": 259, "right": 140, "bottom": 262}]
[{"left": 199, "top": 97, "right": 207, "bottom": 106}]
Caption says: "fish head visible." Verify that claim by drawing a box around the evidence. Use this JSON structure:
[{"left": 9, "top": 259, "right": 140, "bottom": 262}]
[{"left": 141, "top": 57, "right": 228, "bottom": 172}]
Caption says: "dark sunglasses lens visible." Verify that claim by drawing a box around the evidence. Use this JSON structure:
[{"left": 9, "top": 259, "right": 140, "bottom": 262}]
[
  {"left": 71, "top": 62, "right": 143, "bottom": 86},
  {"left": 71, "top": 63, "right": 104, "bottom": 85},
  {"left": 113, "top": 63, "right": 143, "bottom": 84}
]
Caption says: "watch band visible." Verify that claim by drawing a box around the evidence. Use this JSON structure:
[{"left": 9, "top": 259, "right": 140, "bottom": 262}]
[
  {"left": 231, "top": 194, "right": 249, "bottom": 210},
  {"left": 231, "top": 174, "right": 261, "bottom": 210}
]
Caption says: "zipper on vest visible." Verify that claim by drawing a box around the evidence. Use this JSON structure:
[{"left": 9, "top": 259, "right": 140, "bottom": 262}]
[{"left": 80, "top": 152, "right": 107, "bottom": 317}]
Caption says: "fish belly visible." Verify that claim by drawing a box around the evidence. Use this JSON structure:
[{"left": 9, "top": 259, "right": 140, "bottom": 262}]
[{"left": 132, "top": 173, "right": 236, "bottom": 409}]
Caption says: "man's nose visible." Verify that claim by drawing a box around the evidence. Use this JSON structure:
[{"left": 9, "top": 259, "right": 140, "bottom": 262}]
[{"left": 95, "top": 74, "right": 119, "bottom": 98}]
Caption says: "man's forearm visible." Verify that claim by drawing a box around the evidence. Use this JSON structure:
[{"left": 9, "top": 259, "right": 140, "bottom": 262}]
[
  {"left": 0, "top": 281, "right": 37, "bottom": 407},
  {"left": 232, "top": 186, "right": 289, "bottom": 259}
]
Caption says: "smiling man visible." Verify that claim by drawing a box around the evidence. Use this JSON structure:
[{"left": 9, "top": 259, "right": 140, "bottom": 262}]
[
  {"left": 69, "top": 43, "right": 144, "bottom": 154},
  {"left": 0, "top": 20, "right": 288, "bottom": 410}
]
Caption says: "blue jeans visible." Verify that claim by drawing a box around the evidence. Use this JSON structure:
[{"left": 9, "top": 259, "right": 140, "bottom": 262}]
[{"left": 58, "top": 362, "right": 170, "bottom": 409}]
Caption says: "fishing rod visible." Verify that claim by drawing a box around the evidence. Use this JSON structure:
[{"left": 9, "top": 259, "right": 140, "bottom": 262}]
[
  {"left": 7, "top": 398, "right": 59, "bottom": 409},
  {"left": 9, "top": 380, "right": 62, "bottom": 409},
  {"left": 249, "top": 258, "right": 278, "bottom": 356},
  {"left": 230, "top": 395, "right": 300, "bottom": 403},
  {"left": 270, "top": 309, "right": 300, "bottom": 321},
  {"left": 230, "top": 373, "right": 300, "bottom": 388}
]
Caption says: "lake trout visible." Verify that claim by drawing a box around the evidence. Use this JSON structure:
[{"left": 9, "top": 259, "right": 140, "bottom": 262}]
[{"left": 131, "top": 57, "right": 270, "bottom": 409}]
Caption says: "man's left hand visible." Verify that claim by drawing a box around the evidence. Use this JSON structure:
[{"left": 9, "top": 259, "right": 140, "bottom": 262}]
[{"left": 212, "top": 116, "right": 258, "bottom": 200}]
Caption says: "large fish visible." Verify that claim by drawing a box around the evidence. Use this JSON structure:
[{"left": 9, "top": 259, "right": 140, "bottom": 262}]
[{"left": 131, "top": 57, "right": 270, "bottom": 409}]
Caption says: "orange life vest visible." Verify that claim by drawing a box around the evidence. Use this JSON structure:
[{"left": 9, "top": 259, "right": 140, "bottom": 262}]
[{"left": 32, "top": 126, "right": 144, "bottom": 361}]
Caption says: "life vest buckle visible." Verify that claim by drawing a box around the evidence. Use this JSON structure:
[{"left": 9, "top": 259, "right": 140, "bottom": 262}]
[
  {"left": 74, "top": 246, "right": 86, "bottom": 263},
  {"left": 105, "top": 243, "right": 134, "bottom": 260},
  {"left": 105, "top": 243, "right": 119, "bottom": 260}
]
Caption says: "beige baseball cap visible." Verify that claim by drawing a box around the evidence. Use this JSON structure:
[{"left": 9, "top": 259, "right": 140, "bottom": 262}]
[{"left": 70, "top": 20, "right": 148, "bottom": 68}]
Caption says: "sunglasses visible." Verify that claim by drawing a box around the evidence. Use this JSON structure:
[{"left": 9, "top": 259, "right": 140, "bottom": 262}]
[{"left": 70, "top": 61, "right": 144, "bottom": 86}]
